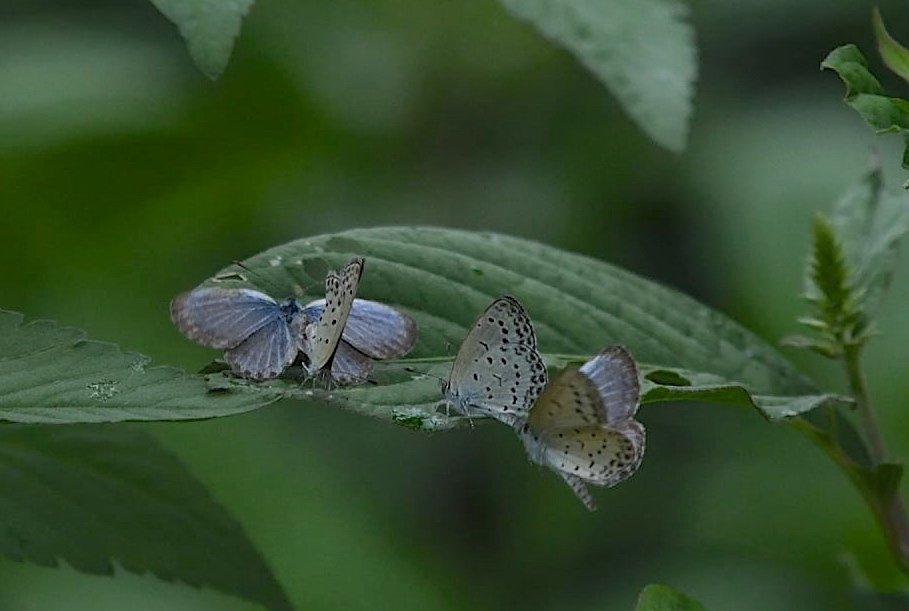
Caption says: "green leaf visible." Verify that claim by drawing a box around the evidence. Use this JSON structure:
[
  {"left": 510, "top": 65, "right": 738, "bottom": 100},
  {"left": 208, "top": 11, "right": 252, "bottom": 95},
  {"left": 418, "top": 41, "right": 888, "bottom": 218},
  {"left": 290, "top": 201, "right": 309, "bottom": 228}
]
[
  {"left": 206, "top": 360, "right": 845, "bottom": 431},
  {"left": 822, "top": 45, "right": 909, "bottom": 173},
  {"left": 642, "top": 367, "right": 848, "bottom": 423},
  {"left": 798, "top": 212, "right": 863, "bottom": 353},
  {"left": 792, "top": 165, "right": 909, "bottom": 355},
  {"left": 184, "top": 226, "right": 832, "bottom": 432},
  {"left": 829, "top": 162, "right": 909, "bottom": 318},
  {"left": 873, "top": 8, "right": 909, "bottom": 86},
  {"left": 0, "top": 424, "right": 291, "bottom": 611},
  {"left": 149, "top": 0, "right": 254, "bottom": 79},
  {"left": 499, "top": 0, "right": 697, "bottom": 152},
  {"left": 807, "top": 214, "right": 852, "bottom": 319},
  {"left": 0, "top": 310, "right": 278, "bottom": 423},
  {"left": 635, "top": 584, "right": 708, "bottom": 611}
]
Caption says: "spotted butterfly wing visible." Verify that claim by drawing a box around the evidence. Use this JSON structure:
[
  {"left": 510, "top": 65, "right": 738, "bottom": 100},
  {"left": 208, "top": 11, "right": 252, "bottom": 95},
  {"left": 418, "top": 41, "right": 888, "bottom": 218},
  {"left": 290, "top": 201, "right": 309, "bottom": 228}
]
[
  {"left": 302, "top": 258, "right": 364, "bottom": 375},
  {"left": 301, "top": 297, "right": 417, "bottom": 385},
  {"left": 442, "top": 296, "right": 547, "bottom": 424},
  {"left": 519, "top": 345, "right": 644, "bottom": 510},
  {"left": 302, "top": 298, "right": 417, "bottom": 359}
]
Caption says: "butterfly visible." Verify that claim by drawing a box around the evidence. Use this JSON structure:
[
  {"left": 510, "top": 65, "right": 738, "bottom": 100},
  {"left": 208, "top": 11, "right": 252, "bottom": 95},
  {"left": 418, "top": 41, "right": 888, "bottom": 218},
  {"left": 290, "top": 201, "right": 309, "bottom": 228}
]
[
  {"left": 442, "top": 296, "right": 548, "bottom": 425},
  {"left": 515, "top": 345, "right": 645, "bottom": 511},
  {"left": 298, "top": 257, "right": 365, "bottom": 379},
  {"left": 300, "top": 298, "right": 417, "bottom": 384},
  {"left": 170, "top": 287, "right": 306, "bottom": 381},
  {"left": 171, "top": 257, "right": 369, "bottom": 382}
]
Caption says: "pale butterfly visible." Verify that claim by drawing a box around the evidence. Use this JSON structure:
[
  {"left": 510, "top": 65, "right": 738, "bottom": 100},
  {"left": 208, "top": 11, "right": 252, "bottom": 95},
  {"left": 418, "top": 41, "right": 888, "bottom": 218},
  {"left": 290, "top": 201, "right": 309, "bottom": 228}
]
[
  {"left": 442, "top": 296, "right": 548, "bottom": 425},
  {"left": 515, "top": 345, "right": 644, "bottom": 511},
  {"left": 301, "top": 298, "right": 417, "bottom": 384},
  {"left": 299, "top": 257, "right": 365, "bottom": 379},
  {"left": 170, "top": 287, "right": 307, "bottom": 381}
]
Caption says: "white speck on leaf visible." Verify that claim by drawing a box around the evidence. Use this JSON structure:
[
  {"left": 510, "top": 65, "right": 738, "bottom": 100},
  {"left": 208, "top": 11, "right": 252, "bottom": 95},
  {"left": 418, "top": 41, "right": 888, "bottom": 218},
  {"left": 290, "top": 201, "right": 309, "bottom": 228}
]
[
  {"left": 87, "top": 380, "right": 120, "bottom": 401},
  {"left": 130, "top": 355, "right": 151, "bottom": 372}
]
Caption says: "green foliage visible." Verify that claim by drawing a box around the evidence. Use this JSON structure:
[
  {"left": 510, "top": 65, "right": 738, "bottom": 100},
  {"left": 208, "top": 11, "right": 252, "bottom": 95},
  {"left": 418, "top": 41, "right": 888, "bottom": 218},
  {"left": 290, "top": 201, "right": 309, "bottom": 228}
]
[
  {"left": 0, "top": 424, "right": 291, "bottom": 611},
  {"left": 499, "top": 0, "right": 696, "bottom": 152},
  {"left": 829, "top": 164, "right": 909, "bottom": 317},
  {"left": 822, "top": 44, "right": 909, "bottom": 176},
  {"left": 0, "top": 310, "right": 278, "bottom": 423},
  {"left": 635, "top": 584, "right": 708, "bottom": 611},
  {"left": 873, "top": 8, "right": 909, "bottom": 87},
  {"left": 790, "top": 214, "right": 866, "bottom": 357},
  {"left": 783, "top": 163, "right": 909, "bottom": 577},
  {"left": 786, "top": 165, "right": 909, "bottom": 357},
  {"left": 149, "top": 0, "right": 255, "bottom": 79},
  {"left": 147, "top": 0, "right": 696, "bottom": 151}
]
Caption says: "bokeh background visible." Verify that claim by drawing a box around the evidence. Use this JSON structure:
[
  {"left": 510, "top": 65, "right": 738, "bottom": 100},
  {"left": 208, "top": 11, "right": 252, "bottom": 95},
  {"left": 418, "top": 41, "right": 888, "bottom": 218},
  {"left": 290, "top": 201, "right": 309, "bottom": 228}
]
[{"left": 2, "top": 0, "right": 909, "bottom": 609}]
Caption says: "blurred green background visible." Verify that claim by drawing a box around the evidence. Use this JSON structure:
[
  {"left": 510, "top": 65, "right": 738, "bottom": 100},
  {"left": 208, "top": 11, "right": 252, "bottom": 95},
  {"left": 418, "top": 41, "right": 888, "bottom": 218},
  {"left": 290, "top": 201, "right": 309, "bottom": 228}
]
[{"left": 2, "top": 0, "right": 909, "bottom": 609}]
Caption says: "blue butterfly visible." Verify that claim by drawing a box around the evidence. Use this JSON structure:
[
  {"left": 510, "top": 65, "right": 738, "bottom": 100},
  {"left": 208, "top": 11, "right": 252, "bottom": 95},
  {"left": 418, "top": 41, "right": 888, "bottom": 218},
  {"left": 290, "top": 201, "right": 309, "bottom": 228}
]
[
  {"left": 170, "top": 287, "right": 306, "bottom": 381},
  {"left": 171, "top": 260, "right": 416, "bottom": 383}
]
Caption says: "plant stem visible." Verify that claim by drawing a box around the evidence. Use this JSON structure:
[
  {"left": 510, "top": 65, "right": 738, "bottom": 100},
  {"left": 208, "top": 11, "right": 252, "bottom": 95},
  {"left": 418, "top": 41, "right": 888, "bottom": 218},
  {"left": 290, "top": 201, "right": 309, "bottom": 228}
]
[
  {"left": 843, "top": 345, "right": 887, "bottom": 464},
  {"left": 842, "top": 345, "right": 909, "bottom": 575}
]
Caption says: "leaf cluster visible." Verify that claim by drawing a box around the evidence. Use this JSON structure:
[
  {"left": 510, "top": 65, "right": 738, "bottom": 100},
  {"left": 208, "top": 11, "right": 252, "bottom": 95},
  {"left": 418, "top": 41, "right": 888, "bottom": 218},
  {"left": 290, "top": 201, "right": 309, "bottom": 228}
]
[
  {"left": 785, "top": 161, "right": 909, "bottom": 359},
  {"left": 823, "top": 10, "right": 909, "bottom": 181}
]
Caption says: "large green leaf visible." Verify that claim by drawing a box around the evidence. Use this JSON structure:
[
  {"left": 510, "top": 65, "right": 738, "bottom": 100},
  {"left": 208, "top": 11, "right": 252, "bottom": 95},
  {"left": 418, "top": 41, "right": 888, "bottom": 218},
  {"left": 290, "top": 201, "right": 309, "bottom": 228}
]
[
  {"left": 149, "top": 0, "right": 254, "bottom": 79},
  {"left": 2, "top": 227, "right": 844, "bottom": 438},
  {"left": 0, "top": 310, "right": 279, "bottom": 423},
  {"left": 0, "top": 424, "right": 291, "bottom": 611},
  {"left": 499, "top": 0, "right": 697, "bottom": 152},
  {"left": 208, "top": 360, "right": 843, "bottom": 432},
  {"left": 187, "top": 226, "right": 838, "bottom": 432}
]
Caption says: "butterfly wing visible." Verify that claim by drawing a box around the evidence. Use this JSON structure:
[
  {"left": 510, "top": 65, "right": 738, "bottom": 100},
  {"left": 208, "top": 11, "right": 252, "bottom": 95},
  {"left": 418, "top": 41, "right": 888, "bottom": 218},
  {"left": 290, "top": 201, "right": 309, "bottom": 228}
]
[
  {"left": 579, "top": 345, "right": 640, "bottom": 423},
  {"left": 303, "top": 258, "right": 365, "bottom": 373},
  {"left": 448, "top": 343, "right": 547, "bottom": 423},
  {"left": 526, "top": 368, "right": 607, "bottom": 433},
  {"left": 170, "top": 287, "right": 282, "bottom": 349},
  {"left": 465, "top": 295, "right": 539, "bottom": 348},
  {"left": 545, "top": 427, "right": 641, "bottom": 511},
  {"left": 329, "top": 341, "right": 374, "bottom": 385},
  {"left": 444, "top": 296, "right": 547, "bottom": 423},
  {"left": 537, "top": 426, "right": 642, "bottom": 487},
  {"left": 223, "top": 315, "right": 298, "bottom": 380},
  {"left": 302, "top": 298, "right": 417, "bottom": 359}
]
